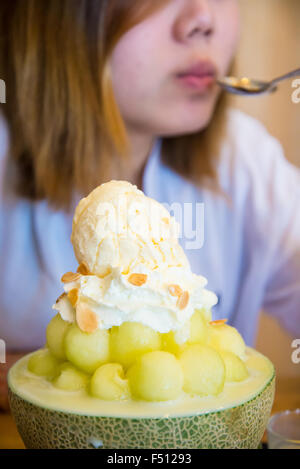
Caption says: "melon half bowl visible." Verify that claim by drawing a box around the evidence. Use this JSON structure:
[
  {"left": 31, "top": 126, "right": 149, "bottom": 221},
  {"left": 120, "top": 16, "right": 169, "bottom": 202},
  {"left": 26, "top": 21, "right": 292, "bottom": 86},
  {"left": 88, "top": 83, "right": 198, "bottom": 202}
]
[
  {"left": 8, "top": 345, "right": 275, "bottom": 449},
  {"left": 7, "top": 180, "right": 275, "bottom": 449}
]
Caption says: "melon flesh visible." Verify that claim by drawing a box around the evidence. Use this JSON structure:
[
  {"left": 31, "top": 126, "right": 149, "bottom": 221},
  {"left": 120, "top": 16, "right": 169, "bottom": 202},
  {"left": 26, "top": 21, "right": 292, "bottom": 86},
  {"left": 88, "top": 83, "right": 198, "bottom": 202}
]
[
  {"left": 110, "top": 322, "right": 161, "bottom": 369},
  {"left": 52, "top": 363, "right": 89, "bottom": 391},
  {"left": 27, "top": 349, "right": 60, "bottom": 380},
  {"left": 46, "top": 314, "right": 71, "bottom": 360},
  {"left": 127, "top": 351, "right": 183, "bottom": 401},
  {"left": 9, "top": 347, "right": 275, "bottom": 449},
  {"left": 209, "top": 324, "right": 246, "bottom": 361},
  {"left": 219, "top": 350, "right": 249, "bottom": 382},
  {"left": 64, "top": 324, "right": 110, "bottom": 374},
  {"left": 90, "top": 363, "right": 130, "bottom": 401},
  {"left": 179, "top": 344, "right": 225, "bottom": 397},
  {"left": 188, "top": 310, "right": 210, "bottom": 344}
]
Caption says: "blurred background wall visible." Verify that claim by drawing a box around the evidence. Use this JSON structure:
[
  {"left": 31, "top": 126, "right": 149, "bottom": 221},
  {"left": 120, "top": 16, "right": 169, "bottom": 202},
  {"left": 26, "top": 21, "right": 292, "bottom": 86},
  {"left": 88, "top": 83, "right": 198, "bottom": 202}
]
[{"left": 230, "top": 0, "right": 300, "bottom": 406}]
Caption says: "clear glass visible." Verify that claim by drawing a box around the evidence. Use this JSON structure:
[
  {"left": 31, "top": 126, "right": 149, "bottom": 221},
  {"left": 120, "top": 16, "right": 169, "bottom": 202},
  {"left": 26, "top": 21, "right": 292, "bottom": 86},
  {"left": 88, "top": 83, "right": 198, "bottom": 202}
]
[{"left": 267, "top": 409, "right": 300, "bottom": 449}]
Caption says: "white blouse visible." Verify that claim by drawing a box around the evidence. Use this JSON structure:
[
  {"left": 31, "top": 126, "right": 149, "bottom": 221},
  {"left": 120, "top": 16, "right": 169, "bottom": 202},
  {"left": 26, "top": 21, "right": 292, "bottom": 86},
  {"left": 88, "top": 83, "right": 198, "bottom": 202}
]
[{"left": 0, "top": 109, "right": 299, "bottom": 351}]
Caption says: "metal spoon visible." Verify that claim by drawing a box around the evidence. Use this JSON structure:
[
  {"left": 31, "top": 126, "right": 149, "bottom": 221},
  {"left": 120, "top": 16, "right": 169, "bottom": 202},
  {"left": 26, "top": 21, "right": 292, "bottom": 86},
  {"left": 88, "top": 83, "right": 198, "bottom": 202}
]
[{"left": 217, "top": 67, "right": 300, "bottom": 96}]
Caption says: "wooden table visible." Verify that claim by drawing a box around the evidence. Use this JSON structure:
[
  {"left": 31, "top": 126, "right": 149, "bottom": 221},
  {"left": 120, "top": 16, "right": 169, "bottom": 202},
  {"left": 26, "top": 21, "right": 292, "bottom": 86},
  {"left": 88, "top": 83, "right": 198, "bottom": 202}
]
[
  {"left": 1, "top": 383, "right": 299, "bottom": 449},
  {"left": 0, "top": 413, "right": 25, "bottom": 449}
]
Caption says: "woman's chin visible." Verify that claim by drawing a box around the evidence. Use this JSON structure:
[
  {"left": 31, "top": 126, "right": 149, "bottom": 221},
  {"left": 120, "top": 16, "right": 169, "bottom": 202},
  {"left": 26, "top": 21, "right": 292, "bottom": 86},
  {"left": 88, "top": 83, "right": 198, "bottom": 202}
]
[
  {"left": 158, "top": 103, "right": 216, "bottom": 137},
  {"left": 159, "top": 116, "right": 213, "bottom": 138}
]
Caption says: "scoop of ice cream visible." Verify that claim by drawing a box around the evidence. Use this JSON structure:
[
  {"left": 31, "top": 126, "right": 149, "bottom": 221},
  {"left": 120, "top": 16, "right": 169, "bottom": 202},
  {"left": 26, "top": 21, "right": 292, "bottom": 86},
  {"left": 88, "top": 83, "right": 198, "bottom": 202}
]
[{"left": 71, "top": 180, "right": 188, "bottom": 276}]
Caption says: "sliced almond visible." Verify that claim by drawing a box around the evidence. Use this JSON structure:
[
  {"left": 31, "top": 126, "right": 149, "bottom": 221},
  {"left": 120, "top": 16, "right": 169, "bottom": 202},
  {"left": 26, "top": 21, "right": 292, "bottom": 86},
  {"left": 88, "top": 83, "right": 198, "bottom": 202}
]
[
  {"left": 177, "top": 291, "right": 189, "bottom": 310},
  {"left": 61, "top": 272, "right": 81, "bottom": 283},
  {"left": 168, "top": 284, "right": 183, "bottom": 297},
  {"left": 56, "top": 292, "right": 67, "bottom": 304},
  {"left": 128, "top": 273, "right": 148, "bottom": 287},
  {"left": 77, "top": 263, "right": 90, "bottom": 275},
  {"left": 76, "top": 303, "right": 98, "bottom": 334},
  {"left": 68, "top": 289, "right": 78, "bottom": 307},
  {"left": 210, "top": 319, "right": 228, "bottom": 326}
]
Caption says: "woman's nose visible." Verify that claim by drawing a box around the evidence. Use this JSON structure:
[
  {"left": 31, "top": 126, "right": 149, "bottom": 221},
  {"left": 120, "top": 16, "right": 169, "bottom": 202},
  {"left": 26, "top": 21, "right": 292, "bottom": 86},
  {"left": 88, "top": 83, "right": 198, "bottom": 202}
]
[{"left": 174, "top": 0, "right": 214, "bottom": 43}]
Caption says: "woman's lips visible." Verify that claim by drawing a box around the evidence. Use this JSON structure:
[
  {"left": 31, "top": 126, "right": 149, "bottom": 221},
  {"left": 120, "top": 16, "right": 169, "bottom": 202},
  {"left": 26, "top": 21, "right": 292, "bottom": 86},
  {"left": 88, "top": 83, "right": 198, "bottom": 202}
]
[
  {"left": 176, "top": 61, "right": 217, "bottom": 91},
  {"left": 177, "top": 74, "right": 215, "bottom": 90}
]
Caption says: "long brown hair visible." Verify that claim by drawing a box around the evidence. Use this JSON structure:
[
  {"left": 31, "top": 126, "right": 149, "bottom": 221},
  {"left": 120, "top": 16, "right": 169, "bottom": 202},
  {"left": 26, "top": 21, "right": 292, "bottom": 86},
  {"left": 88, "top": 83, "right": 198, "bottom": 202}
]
[{"left": 0, "top": 0, "right": 229, "bottom": 211}]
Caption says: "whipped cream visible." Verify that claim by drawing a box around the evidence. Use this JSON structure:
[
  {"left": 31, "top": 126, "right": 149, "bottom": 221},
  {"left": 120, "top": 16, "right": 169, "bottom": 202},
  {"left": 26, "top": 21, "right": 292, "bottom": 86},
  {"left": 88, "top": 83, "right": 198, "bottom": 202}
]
[{"left": 53, "top": 265, "right": 218, "bottom": 334}]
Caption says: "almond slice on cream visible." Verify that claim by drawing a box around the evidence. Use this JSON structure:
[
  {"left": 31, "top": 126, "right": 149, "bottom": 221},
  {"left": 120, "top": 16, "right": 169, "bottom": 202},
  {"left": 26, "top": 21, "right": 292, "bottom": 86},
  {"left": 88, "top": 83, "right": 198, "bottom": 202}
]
[
  {"left": 76, "top": 303, "right": 98, "bottom": 333},
  {"left": 176, "top": 291, "right": 189, "bottom": 310},
  {"left": 61, "top": 272, "right": 81, "bottom": 283},
  {"left": 77, "top": 263, "right": 90, "bottom": 275},
  {"left": 128, "top": 273, "right": 148, "bottom": 286},
  {"left": 53, "top": 293, "right": 75, "bottom": 323},
  {"left": 210, "top": 319, "right": 228, "bottom": 326},
  {"left": 68, "top": 289, "right": 78, "bottom": 307},
  {"left": 168, "top": 284, "right": 183, "bottom": 297},
  {"left": 55, "top": 292, "right": 67, "bottom": 304}
]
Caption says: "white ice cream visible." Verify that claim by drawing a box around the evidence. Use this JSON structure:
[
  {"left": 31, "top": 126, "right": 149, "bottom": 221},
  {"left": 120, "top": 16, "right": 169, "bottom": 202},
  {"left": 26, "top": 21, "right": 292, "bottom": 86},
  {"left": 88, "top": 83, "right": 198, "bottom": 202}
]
[{"left": 71, "top": 180, "right": 187, "bottom": 276}]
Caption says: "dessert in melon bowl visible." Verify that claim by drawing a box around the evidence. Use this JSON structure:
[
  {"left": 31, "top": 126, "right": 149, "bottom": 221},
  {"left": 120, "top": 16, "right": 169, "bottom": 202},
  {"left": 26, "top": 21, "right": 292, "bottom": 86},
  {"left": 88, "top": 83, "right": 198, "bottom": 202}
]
[{"left": 8, "top": 181, "right": 275, "bottom": 449}]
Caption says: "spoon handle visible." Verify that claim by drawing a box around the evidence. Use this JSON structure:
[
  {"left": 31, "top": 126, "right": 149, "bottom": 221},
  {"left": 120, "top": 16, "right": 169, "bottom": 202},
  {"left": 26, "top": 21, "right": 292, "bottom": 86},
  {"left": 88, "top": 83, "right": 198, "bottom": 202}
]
[{"left": 271, "top": 67, "right": 300, "bottom": 86}]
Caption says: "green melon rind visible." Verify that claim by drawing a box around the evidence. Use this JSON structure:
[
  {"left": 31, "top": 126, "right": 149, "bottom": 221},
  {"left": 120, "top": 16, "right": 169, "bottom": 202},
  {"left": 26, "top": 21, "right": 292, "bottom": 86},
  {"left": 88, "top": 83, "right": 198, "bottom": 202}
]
[{"left": 8, "top": 372, "right": 275, "bottom": 449}]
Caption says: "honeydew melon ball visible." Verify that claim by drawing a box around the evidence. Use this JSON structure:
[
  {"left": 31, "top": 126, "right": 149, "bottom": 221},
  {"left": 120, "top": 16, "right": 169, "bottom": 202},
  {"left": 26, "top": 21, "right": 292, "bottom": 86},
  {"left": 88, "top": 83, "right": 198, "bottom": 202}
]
[
  {"left": 197, "top": 307, "right": 212, "bottom": 324},
  {"left": 64, "top": 324, "right": 110, "bottom": 374},
  {"left": 52, "top": 363, "right": 89, "bottom": 391},
  {"left": 127, "top": 351, "right": 183, "bottom": 402},
  {"left": 46, "top": 314, "right": 72, "bottom": 360},
  {"left": 161, "top": 331, "right": 183, "bottom": 355},
  {"left": 219, "top": 351, "right": 249, "bottom": 382},
  {"left": 28, "top": 349, "right": 60, "bottom": 380},
  {"left": 110, "top": 322, "right": 161, "bottom": 369},
  {"left": 188, "top": 310, "right": 210, "bottom": 345},
  {"left": 90, "top": 363, "right": 130, "bottom": 401},
  {"left": 179, "top": 344, "right": 225, "bottom": 397},
  {"left": 209, "top": 324, "right": 246, "bottom": 361}
]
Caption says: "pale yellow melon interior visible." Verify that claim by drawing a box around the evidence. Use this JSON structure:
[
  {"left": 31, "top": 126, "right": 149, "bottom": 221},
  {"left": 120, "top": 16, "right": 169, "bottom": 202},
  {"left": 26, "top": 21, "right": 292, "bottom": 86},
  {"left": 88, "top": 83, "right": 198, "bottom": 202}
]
[{"left": 9, "top": 347, "right": 274, "bottom": 419}]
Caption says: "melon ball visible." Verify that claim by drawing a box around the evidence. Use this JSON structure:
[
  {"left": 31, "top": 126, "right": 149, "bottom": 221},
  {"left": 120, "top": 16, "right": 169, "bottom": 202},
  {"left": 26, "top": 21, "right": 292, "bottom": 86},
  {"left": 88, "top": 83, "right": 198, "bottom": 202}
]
[
  {"left": 127, "top": 351, "right": 183, "bottom": 402},
  {"left": 188, "top": 310, "right": 210, "bottom": 344},
  {"left": 219, "top": 351, "right": 249, "bottom": 382},
  {"left": 46, "top": 313, "right": 71, "bottom": 360},
  {"left": 110, "top": 322, "right": 161, "bottom": 369},
  {"left": 209, "top": 324, "right": 246, "bottom": 361},
  {"left": 90, "top": 363, "right": 130, "bottom": 401},
  {"left": 28, "top": 349, "right": 60, "bottom": 380},
  {"left": 197, "top": 307, "right": 212, "bottom": 324},
  {"left": 64, "top": 324, "right": 110, "bottom": 374},
  {"left": 179, "top": 344, "right": 225, "bottom": 397},
  {"left": 52, "top": 363, "right": 89, "bottom": 391},
  {"left": 161, "top": 331, "right": 183, "bottom": 355}
]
